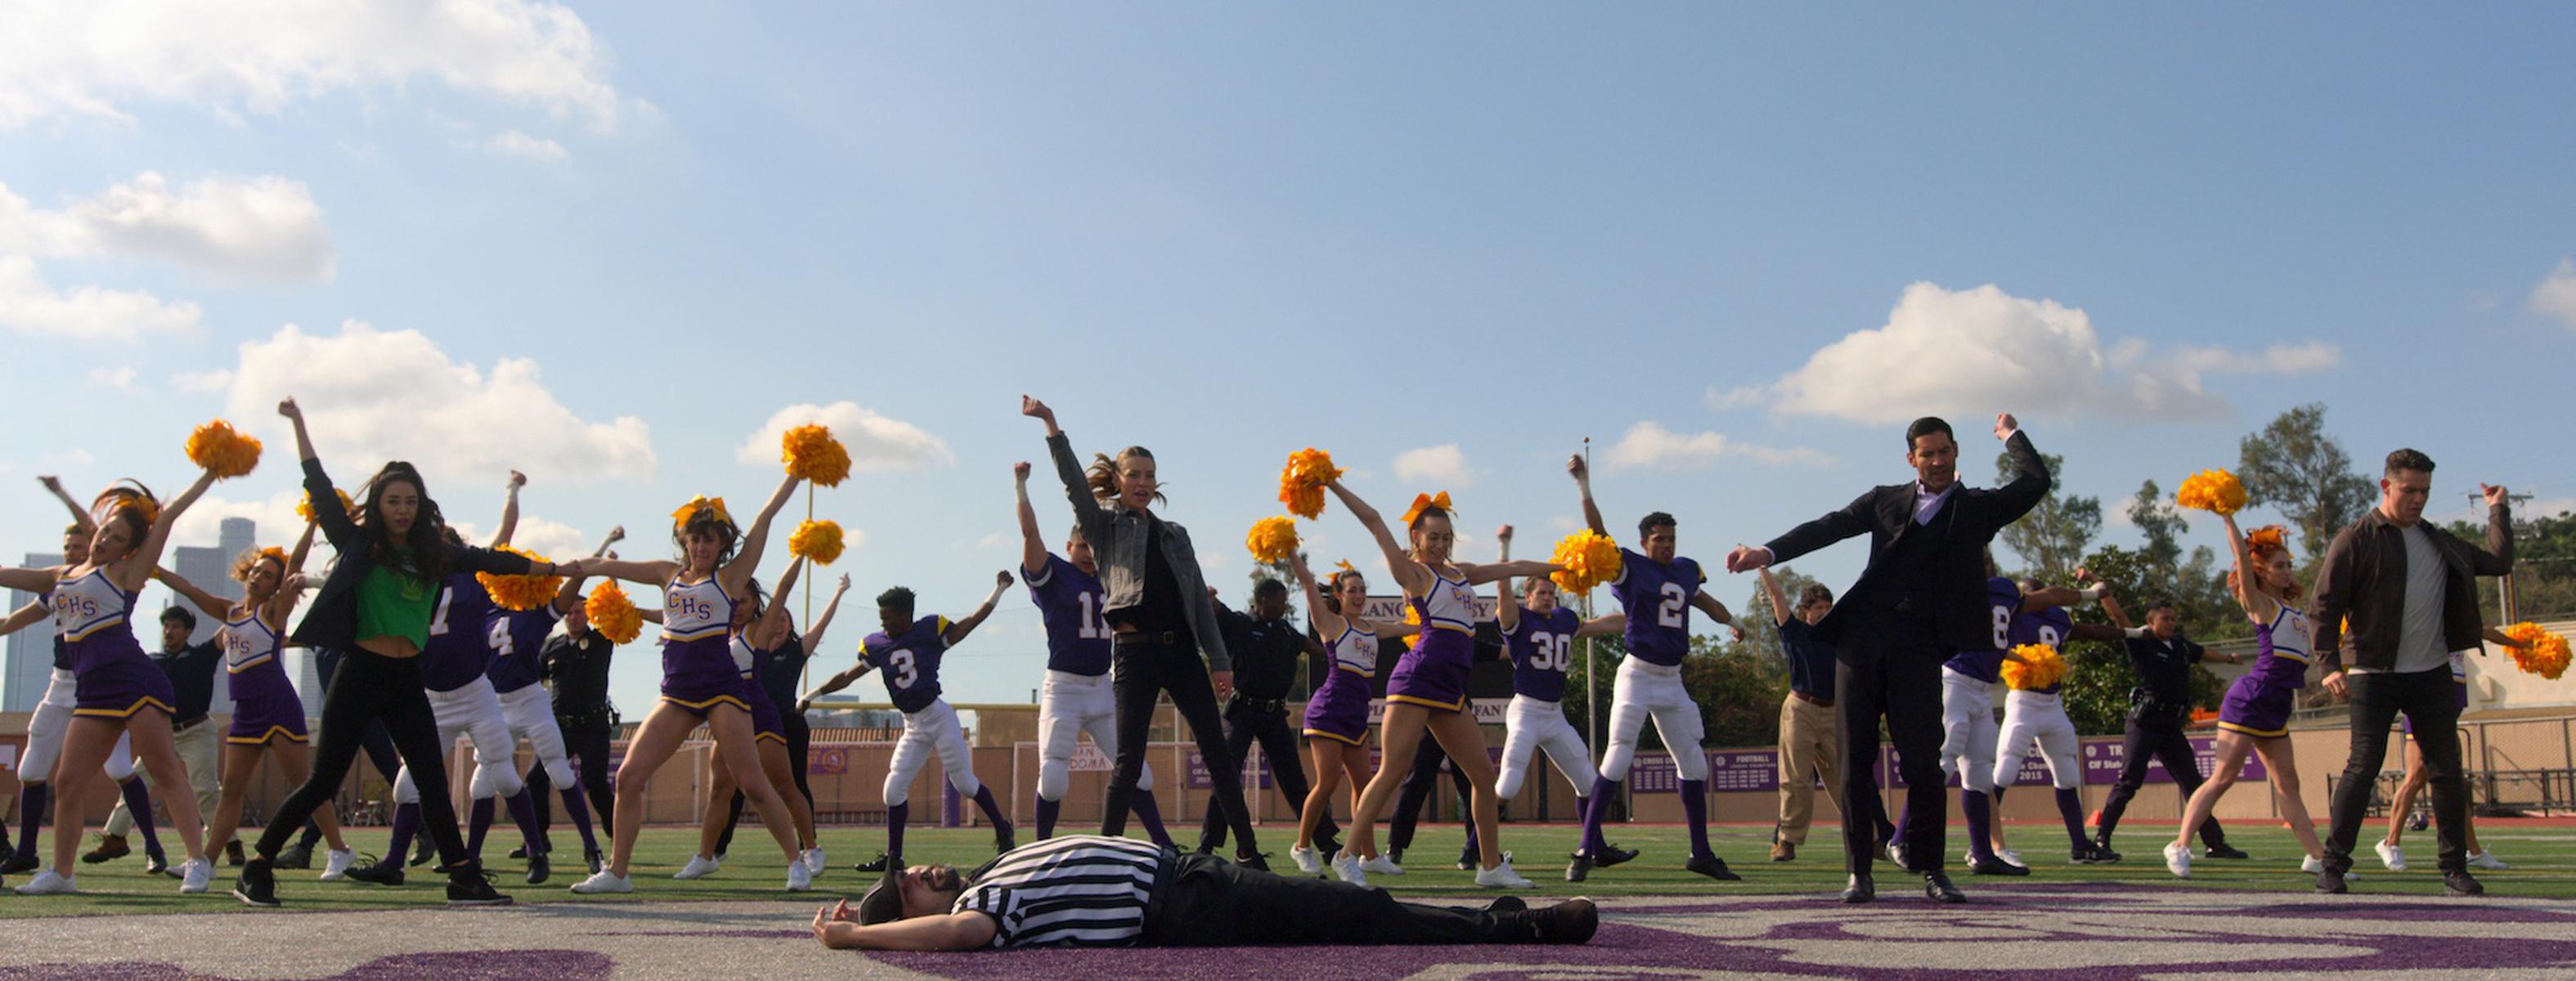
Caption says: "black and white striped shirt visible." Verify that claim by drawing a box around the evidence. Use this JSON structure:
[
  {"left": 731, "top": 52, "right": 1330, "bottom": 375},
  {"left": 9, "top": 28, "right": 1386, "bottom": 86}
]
[{"left": 952, "top": 835, "right": 1166, "bottom": 948}]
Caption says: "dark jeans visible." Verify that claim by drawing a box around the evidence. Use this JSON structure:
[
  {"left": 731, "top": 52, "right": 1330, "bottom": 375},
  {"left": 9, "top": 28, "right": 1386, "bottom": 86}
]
[
  {"left": 1835, "top": 609, "right": 1949, "bottom": 876},
  {"left": 1104, "top": 636, "right": 1254, "bottom": 853},
  {"left": 255, "top": 647, "right": 469, "bottom": 867},
  {"left": 2095, "top": 712, "right": 2228, "bottom": 848},
  {"left": 717, "top": 714, "right": 814, "bottom": 855},
  {"left": 534, "top": 710, "right": 617, "bottom": 839},
  {"left": 1389, "top": 733, "right": 1471, "bottom": 853},
  {"left": 294, "top": 647, "right": 403, "bottom": 850},
  {"left": 1199, "top": 703, "right": 1329, "bottom": 853},
  {"left": 1142, "top": 853, "right": 1515, "bottom": 947},
  {"left": 2326, "top": 666, "right": 2469, "bottom": 873}
]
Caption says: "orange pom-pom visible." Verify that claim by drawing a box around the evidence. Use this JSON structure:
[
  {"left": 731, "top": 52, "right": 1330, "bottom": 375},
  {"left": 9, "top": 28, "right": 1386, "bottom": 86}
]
[
  {"left": 1549, "top": 531, "right": 1623, "bottom": 595},
  {"left": 2002, "top": 643, "right": 2068, "bottom": 691},
  {"left": 2176, "top": 469, "right": 2247, "bottom": 515},
  {"left": 585, "top": 581, "right": 645, "bottom": 644},
  {"left": 297, "top": 488, "right": 357, "bottom": 523},
  {"left": 782, "top": 423, "right": 852, "bottom": 487},
  {"left": 184, "top": 419, "right": 263, "bottom": 478},
  {"left": 1277, "top": 448, "right": 1344, "bottom": 520},
  {"left": 790, "top": 520, "right": 846, "bottom": 565},
  {"left": 1245, "top": 516, "right": 1299, "bottom": 565},
  {"left": 2244, "top": 525, "right": 2290, "bottom": 555},
  {"left": 477, "top": 545, "right": 563, "bottom": 612},
  {"left": 2503, "top": 622, "right": 2571, "bottom": 680}
]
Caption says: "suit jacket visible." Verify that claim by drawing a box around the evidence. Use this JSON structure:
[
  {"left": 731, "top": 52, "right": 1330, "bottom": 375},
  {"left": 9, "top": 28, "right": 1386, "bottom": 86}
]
[{"left": 1761, "top": 431, "right": 2052, "bottom": 652}]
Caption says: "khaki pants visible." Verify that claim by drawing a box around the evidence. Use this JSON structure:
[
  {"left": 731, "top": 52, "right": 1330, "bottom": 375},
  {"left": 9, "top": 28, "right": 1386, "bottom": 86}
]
[
  {"left": 1775, "top": 693, "right": 1844, "bottom": 845},
  {"left": 105, "top": 719, "right": 221, "bottom": 838}
]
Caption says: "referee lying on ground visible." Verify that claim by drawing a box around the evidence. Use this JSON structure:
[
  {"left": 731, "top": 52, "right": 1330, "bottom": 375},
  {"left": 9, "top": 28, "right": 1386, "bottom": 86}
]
[{"left": 810, "top": 834, "right": 1599, "bottom": 950}]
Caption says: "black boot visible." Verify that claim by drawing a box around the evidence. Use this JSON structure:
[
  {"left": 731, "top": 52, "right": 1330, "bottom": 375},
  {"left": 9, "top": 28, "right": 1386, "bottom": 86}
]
[{"left": 1842, "top": 872, "right": 1875, "bottom": 904}]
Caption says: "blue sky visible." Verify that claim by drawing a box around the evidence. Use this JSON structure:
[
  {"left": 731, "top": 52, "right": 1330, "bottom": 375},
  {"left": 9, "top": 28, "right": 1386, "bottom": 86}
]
[{"left": 6, "top": 3, "right": 2573, "bottom": 714}]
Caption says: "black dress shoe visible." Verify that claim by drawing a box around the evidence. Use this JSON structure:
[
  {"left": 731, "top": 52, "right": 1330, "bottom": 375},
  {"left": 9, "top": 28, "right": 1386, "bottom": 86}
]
[
  {"left": 1685, "top": 855, "right": 1741, "bottom": 881},
  {"left": 408, "top": 838, "right": 435, "bottom": 867},
  {"left": 1969, "top": 855, "right": 2029, "bottom": 876},
  {"left": 508, "top": 845, "right": 529, "bottom": 860},
  {"left": 231, "top": 858, "right": 280, "bottom": 907},
  {"left": 2203, "top": 843, "right": 2250, "bottom": 860},
  {"left": 525, "top": 850, "right": 550, "bottom": 885},
  {"left": 1842, "top": 873, "right": 1875, "bottom": 904},
  {"left": 2444, "top": 870, "right": 2484, "bottom": 896},
  {"left": 1923, "top": 871, "right": 1966, "bottom": 903},
  {"left": 1564, "top": 853, "right": 1593, "bottom": 883},
  {"left": 1234, "top": 851, "right": 1272, "bottom": 872},
  {"left": 1594, "top": 843, "right": 1640, "bottom": 868},
  {"left": 853, "top": 851, "right": 891, "bottom": 874},
  {"left": 2314, "top": 864, "right": 2348, "bottom": 894}
]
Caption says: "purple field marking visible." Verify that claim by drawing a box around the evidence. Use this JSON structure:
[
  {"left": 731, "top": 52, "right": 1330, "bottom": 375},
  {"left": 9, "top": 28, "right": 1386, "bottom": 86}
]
[{"left": 0, "top": 951, "right": 615, "bottom": 981}]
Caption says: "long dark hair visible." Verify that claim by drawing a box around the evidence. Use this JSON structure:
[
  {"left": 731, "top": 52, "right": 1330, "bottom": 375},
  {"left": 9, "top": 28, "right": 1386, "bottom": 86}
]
[
  {"left": 361, "top": 461, "right": 451, "bottom": 580},
  {"left": 89, "top": 480, "right": 159, "bottom": 556}
]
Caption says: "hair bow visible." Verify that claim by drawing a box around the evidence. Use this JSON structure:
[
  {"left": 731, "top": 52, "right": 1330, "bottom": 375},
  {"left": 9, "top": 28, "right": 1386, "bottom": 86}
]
[
  {"left": 2244, "top": 525, "right": 2288, "bottom": 554},
  {"left": 1400, "top": 491, "right": 1455, "bottom": 527},
  {"left": 671, "top": 495, "right": 733, "bottom": 532}
]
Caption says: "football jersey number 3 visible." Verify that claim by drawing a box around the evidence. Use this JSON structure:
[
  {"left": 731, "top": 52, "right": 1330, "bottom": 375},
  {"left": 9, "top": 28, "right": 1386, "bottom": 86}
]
[{"left": 887, "top": 648, "right": 918, "bottom": 689}]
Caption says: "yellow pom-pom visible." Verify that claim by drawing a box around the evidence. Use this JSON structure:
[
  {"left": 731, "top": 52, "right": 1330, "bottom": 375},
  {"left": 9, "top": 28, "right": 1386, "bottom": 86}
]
[
  {"left": 477, "top": 545, "right": 564, "bottom": 612},
  {"left": 297, "top": 488, "right": 357, "bottom": 523},
  {"left": 2175, "top": 468, "right": 2247, "bottom": 515},
  {"left": 782, "top": 423, "right": 852, "bottom": 488},
  {"left": 184, "top": 419, "right": 263, "bottom": 479},
  {"left": 585, "top": 581, "right": 645, "bottom": 645},
  {"left": 1548, "top": 530, "right": 1624, "bottom": 595},
  {"left": 790, "top": 520, "right": 846, "bottom": 565},
  {"left": 1245, "top": 516, "right": 1300, "bottom": 565},
  {"left": 2503, "top": 622, "right": 2571, "bottom": 681},
  {"left": 1277, "top": 448, "right": 1345, "bottom": 520},
  {"left": 2002, "top": 643, "right": 2069, "bottom": 691}
]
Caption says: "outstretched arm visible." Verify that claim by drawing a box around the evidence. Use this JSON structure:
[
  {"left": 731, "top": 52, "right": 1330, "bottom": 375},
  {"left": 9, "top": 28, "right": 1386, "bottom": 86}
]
[
  {"left": 797, "top": 661, "right": 874, "bottom": 713},
  {"left": 1568, "top": 455, "right": 1609, "bottom": 537},
  {"left": 1012, "top": 461, "right": 1050, "bottom": 578},
  {"left": 0, "top": 567, "right": 63, "bottom": 593},
  {"left": 2218, "top": 513, "right": 2278, "bottom": 624},
  {"left": 553, "top": 529, "right": 625, "bottom": 615},
  {"left": 2085, "top": 570, "right": 2135, "bottom": 631},
  {"left": 804, "top": 574, "right": 852, "bottom": 656},
  {"left": 1290, "top": 553, "right": 1342, "bottom": 638},
  {"left": 1025, "top": 396, "right": 1111, "bottom": 546},
  {"left": 1757, "top": 567, "right": 1793, "bottom": 627},
  {"left": 39, "top": 475, "right": 95, "bottom": 537},
  {"left": 1690, "top": 591, "right": 1744, "bottom": 641},
  {"left": 488, "top": 471, "right": 526, "bottom": 549},
  {"left": 1735, "top": 489, "right": 1876, "bottom": 573},
  {"left": 1574, "top": 612, "right": 1626, "bottom": 638},
  {"left": 0, "top": 602, "right": 47, "bottom": 638},
  {"left": 723, "top": 472, "right": 805, "bottom": 594},
  {"left": 941, "top": 571, "right": 1015, "bottom": 647},
  {"left": 155, "top": 567, "right": 234, "bottom": 619},
  {"left": 1492, "top": 526, "right": 1519, "bottom": 633},
  {"left": 1986, "top": 414, "right": 2053, "bottom": 526},
  {"left": 119, "top": 468, "right": 218, "bottom": 591},
  {"left": 585, "top": 558, "right": 682, "bottom": 588},
  {"left": 1326, "top": 480, "right": 1429, "bottom": 596},
  {"left": 280, "top": 398, "right": 363, "bottom": 554},
  {"left": 761, "top": 556, "right": 808, "bottom": 643}
]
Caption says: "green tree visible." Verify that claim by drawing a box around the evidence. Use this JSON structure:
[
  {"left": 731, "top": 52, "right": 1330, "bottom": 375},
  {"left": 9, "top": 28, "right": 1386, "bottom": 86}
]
[
  {"left": 1245, "top": 555, "right": 1301, "bottom": 622},
  {"left": 1995, "top": 450, "right": 2101, "bottom": 585},
  {"left": 2237, "top": 403, "right": 2376, "bottom": 562},
  {"left": 2129, "top": 479, "right": 2188, "bottom": 574},
  {"left": 1725, "top": 565, "right": 1823, "bottom": 674},
  {"left": 2065, "top": 545, "right": 2230, "bottom": 736},
  {"left": 1681, "top": 634, "right": 1791, "bottom": 748},
  {"left": 1559, "top": 625, "right": 1627, "bottom": 754},
  {"left": 2448, "top": 505, "right": 2576, "bottom": 622}
]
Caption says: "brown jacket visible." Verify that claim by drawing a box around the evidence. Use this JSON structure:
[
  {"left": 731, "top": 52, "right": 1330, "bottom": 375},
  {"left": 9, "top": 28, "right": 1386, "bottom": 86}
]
[{"left": 2310, "top": 503, "right": 2511, "bottom": 674}]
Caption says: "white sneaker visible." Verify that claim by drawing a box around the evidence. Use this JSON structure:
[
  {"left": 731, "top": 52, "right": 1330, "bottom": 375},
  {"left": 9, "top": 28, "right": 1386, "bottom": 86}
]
[
  {"left": 1474, "top": 857, "right": 1534, "bottom": 889},
  {"left": 802, "top": 847, "right": 827, "bottom": 877},
  {"left": 178, "top": 858, "right": 213, "bottom": 894},
  {"left": 1994, "top": 848, "right": 2027, "bottom": 870},
  {"left": 1361, "top": 855, "right": 1405, "bottom": 876},
  {"left": 1290, "top": 845, "right": 1323, "bottom": 875},
  {"left": 2375, "top": 840, "right": 2407, "bottom": 871},
  {"left": 786, "top": 860, "right": 815, "bottom": 892},
  {"left": 2163, "top": 842, "right": 2192, "bottom": 879},
  {"left": 1331, "top": 852, "right": 1367, "bottom": 886},
  {"left": 569, "top": 869, "right": 633, "bottom": 894},
  {"left": 320, "top": 849, "right": 357, "bottom": 881},
  {"left": 2466, "top": 849, "right": 2508, "bottom": 871},
  {"left": 2299, "top": 854, "right": 2359, "bottom": 881},
  {"left": 16, "top": 870, "right": 74, "bottom": 894},
  {"left": 674, "top": 854, "right": 721, "bottom": 880}
]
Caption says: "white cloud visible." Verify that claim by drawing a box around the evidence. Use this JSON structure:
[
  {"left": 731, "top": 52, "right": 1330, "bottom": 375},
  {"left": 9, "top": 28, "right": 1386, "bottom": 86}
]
[
  {"left": 171, "top": 490, "right": 316, "bottom": 555},
  {"left": 447, "top": 515, "right": 591, "bottom": 561},
  {"left": 1601, "top": 421, "right": 1829, "bottom": 472},
  {"left": 0, "top": 172, "right": 334, "bottom": 282},
  {"left": 1390, "top": 444, "right": 1474, "bottom": 488},
  {"left": 1716, "top": 282, "right": 2340, "bottom": 424},
  {"left": 2532, "top": 258, "right": 2576, "bottom": 333},
  {"left": 734, "top": 402, "right": 956, "bottom": 475},
  {"left": 481, "top": 128, "right": 568, "bottom": 162},
  {"left": 220, "top": 320, "right": 656, "bottom": 482},
  {"left": 86, "top": 366, "right": 135, "bottom": 390},
  {"left": 0, "top": 0, "right": 626, "bottom": 132},
  {"left": 173, "top": 369, "right": 233, "bottom": 393},
  {"left": 0, "top": 255, "right": 200, "bottom": 339}
]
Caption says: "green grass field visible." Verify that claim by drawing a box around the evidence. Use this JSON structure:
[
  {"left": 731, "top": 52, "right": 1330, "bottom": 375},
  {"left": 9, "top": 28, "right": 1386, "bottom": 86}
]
[{"left": 2, "top": 819, "right": 2568, "bottom": 917}]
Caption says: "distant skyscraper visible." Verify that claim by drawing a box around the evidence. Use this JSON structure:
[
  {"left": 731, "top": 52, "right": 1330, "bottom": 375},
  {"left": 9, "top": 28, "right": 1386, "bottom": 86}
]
[
  {"left": 292, "top": 647, "right": 325, "bottom": 718},
  {"left": 3, "top": 551, "right": 64, "bottom": 713},
  {"left": 166, "top": 517, "right": 256, "bottom": 716}
]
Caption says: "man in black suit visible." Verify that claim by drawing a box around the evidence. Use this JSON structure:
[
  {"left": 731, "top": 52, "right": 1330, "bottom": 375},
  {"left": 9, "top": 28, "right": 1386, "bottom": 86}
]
[{"left": 1726, "top": 413, "right": 2049, "bottom": 905}]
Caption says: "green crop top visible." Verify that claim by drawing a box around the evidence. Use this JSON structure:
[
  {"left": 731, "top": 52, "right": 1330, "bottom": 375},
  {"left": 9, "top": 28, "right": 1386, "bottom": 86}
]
[{"left": 356, "top": 557, "right": 437, "bottom": 649}]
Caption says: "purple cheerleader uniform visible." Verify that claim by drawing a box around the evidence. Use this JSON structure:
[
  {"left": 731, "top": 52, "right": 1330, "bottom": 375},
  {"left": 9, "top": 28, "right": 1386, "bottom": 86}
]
[
  {"left": 222, "top": 612, "right": 309, "bottom": 745},
  {"left": 733, "top": 635, "right": 788, "bottom": 744},
  {"left": 1384, "top": 566, "right": 1481, "bottom": 713},
  {"left": 659, "top": 574, "right": 751, "bottom": 716},
  {"left": 55, "top": 568, "right": 177, "bottom": 719},
  {"left": 1302, "top": 625, "right": 1378, "bottom": 746},
  {"left": 2217, "top": 605, "right": 2311, "bottom": 739}
]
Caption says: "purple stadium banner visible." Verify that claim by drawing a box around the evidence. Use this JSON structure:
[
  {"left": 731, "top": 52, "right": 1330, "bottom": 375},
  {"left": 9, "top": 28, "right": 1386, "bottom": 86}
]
[
  {"left": 1627, "top": 749, "right": 1779, "bottom": 793},
  {"left": 1877, "top": 733, "right": 2260, "bottom": 788}
]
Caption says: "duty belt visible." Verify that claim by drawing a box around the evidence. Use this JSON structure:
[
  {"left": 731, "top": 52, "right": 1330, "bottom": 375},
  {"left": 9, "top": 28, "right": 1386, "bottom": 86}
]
[{"left": 1230, "top": 696, "right": 1287, "bottom": 714}]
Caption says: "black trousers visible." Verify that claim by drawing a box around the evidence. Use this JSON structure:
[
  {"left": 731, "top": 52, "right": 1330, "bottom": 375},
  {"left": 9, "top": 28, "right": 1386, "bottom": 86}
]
[
  {"left": 2094, "top": 711, "right": 2228, "bottom": 848},
  {"left": 1834, "top": 609, "right": 1950, "bottom": 876},
  {"left": 533, "top": 710, "right": 617, "bottom": 839},
  {"left": 255, "top": 647, "right": 469, "bottom": 866},
  {"left": 716, "top": 713, "right": 814, "bottom": 855},
  {"left": 2326, "top": 666, "right": 2470, "bottom": 874},
  {"left": 1104, "top": 637, "right": 1255, "bottom": 852},
  {"left": 1142, "top": 853, "right": 1515, "bottom": 947},
  {"left": 1198, "top": 702, "right": 1330, "bottom": 853},
  {"left": 294, "top": 647, "right": 404, "bottom": 850},
  {"left": 1389, "top": 733, "right": 1472, "bottom": 853}
]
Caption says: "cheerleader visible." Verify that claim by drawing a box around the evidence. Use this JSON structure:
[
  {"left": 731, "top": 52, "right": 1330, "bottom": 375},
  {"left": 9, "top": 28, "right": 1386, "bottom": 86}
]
[
  {"left": 1285, "top": 553, "right": 1417, "bottom": 884},
  {"left": 676, "top": 559, "right": 846, "bottom": 880},
  {"left": 1489, "top": 526, "right": 1623, "bottom": 866},
  {"left": 0, "top": 464, "right": 223, "bottom": 894},
  {"left": 232, "top": 397, "right": 568, "bottom": 907},
  {"left": 2166, "top": 515, "right": 2327, "bottom": 880},
  {"left": 482, "top": 527, "right": 623, "bottom": 876},
  {"left": 570, "top": 473, "right": 811, "bottom": 894},
  {"left": 155, "top": 522, "right": 356, "bottom": 880},
  {"left": 1320, "top": 479, "right": 1560, "bottom": 889}
]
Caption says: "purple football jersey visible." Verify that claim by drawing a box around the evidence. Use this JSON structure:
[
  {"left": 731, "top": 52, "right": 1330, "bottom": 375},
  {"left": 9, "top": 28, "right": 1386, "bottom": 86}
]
[
  {"left": 1612, "top": 548, "right": 1703, "bottom": 667},
  {"left": 2007, "top": 602, "right": 2073, "bottom": 695},
  {"left": 420, "top": 574, "right": 498, "bottom": 692},
  {"left": 1941, "top": 576, "right": 2022, "bottom": 683},
  {"left": 1025, "top": 554, "right": 1111, "bottom": 677},
  {"left": 860, "top": 615, "right": 951, "bottom": 714},
  {"left": 483, "top": 604, "right": 562, "bottom": 693},
  {"left": 1506, "top": 606, "right": 1579, "bottom": 702}
]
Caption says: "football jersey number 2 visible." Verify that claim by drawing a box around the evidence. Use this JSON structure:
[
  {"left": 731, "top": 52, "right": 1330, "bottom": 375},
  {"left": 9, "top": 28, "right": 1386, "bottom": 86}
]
[{"left": 1658, "top": 583, "right": 1688, "bottom": 629}]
